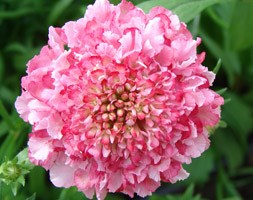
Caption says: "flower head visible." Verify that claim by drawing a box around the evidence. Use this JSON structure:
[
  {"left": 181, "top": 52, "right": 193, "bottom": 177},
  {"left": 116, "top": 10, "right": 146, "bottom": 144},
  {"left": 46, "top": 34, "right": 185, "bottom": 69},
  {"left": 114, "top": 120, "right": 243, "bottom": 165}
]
[{"left": 15, "top": 0, "right": 223, "bottom": 199}]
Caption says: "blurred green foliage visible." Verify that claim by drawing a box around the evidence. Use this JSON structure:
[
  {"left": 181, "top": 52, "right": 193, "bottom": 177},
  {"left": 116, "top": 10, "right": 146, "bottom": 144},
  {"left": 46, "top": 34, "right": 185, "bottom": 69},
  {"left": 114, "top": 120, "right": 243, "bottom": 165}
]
[{"left": 0, "top": 0, "right": 253, "bottom": 199}]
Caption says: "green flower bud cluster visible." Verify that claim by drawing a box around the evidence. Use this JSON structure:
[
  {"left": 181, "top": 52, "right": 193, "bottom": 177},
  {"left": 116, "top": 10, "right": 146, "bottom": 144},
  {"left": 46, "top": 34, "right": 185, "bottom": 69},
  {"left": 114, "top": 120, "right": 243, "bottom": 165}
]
[
  {"left": 0, "top": 148, "right": 34, "bottom": 195},
  {"left": 0, "top": 160, "right": 22, "bottom": 183}
]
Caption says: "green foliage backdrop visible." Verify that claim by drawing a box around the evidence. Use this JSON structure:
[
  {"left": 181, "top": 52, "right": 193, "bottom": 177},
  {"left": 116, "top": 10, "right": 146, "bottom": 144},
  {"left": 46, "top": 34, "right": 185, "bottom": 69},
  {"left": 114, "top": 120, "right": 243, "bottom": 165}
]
[{"left": 0, "top": 0, "right": 253, "bottom": 199}]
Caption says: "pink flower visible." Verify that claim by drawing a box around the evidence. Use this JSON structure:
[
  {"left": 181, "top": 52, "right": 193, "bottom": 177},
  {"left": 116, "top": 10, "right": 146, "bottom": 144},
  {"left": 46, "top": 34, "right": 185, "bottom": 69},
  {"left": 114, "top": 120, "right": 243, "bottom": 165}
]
[{"left": 15, "top": 0, "right": 223, "bottom": 199}]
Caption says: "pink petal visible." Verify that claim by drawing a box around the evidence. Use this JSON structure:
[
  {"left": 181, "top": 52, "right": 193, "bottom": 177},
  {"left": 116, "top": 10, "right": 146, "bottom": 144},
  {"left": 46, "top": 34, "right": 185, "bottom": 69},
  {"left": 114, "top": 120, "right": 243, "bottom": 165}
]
[
  {"left": 50, "top": 155, "right": 75, "bottom": 188},
  {"left": 108, "top": 171, "right": 123, "bottom": 192}
]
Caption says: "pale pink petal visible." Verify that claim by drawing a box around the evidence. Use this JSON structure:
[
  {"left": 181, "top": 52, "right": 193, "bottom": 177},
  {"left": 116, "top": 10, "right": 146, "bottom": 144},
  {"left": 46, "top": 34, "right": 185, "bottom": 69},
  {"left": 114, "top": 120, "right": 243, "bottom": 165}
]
[
  {"left": 47, "top": 113, "right": 64, "bottom": 139},
  {"left": 135, "top": 178, "right": 160, "bottom": 197},
  {"left": 28, "top": 133, "right": 53, "bottom": 162},
  {"left": 50, "top": 156, "right": 75, "bottom": 188},
  {"left": 15, "top": 92, "right": 33, "bottom": 122},
  {"left": 142, "top": 17, "right": 164, "bottom": 57},
  {"left": 108, "top": 171, "right": 123, "bottom": 192}
]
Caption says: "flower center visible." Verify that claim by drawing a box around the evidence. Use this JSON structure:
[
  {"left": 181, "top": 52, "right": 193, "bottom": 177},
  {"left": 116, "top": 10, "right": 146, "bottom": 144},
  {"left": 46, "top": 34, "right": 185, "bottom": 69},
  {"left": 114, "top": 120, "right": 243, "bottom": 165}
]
[{"left": 93, "top": 81, "right": 145, "bottom": 137}]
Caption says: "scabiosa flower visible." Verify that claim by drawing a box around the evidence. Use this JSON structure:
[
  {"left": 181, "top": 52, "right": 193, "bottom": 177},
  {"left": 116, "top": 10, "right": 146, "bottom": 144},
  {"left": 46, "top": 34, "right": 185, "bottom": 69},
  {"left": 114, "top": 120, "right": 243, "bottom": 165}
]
[{"left": 15, "top": 0, "right": 224, "bottom": 199}]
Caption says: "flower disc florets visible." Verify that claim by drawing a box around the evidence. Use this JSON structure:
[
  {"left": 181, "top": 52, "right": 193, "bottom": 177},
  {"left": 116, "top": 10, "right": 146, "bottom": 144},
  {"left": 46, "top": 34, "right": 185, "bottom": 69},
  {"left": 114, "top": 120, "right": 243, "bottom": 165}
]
[{"left": 15, "top": 0, "right": 224, "bottom": 199}]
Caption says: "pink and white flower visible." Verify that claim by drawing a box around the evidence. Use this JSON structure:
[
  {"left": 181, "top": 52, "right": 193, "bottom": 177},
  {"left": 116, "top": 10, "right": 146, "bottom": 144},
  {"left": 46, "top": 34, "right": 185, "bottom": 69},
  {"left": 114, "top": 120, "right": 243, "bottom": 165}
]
[{"left": 15, "top": 0, "right": 223, "bottom": 199}]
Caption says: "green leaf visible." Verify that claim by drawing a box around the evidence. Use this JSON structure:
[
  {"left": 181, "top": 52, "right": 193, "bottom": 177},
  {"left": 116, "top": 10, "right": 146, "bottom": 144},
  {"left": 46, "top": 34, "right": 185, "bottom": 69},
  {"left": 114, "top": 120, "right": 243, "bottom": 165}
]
[
  {"left": 199, "top": 29, "right": 241, "bottom": 86},
  {"left": 0, "top": 120, "right": 8, "bottom": 138},
  {"left": 235, "top": 167, "right": 253, "bottom": 176},
  {"left": 0, "top": 135, "right": 13, "bottom": 162},
  {"left": 150, "top": 184, "right": 201, "bottom": 200},
  {"left": 219, "top": 168, "right": 242, "bottom": 199},
  {"left": 0, "top": 87, "right": 17, "bottom": 104},
  {"left": 0, "top": 52, "right": 4, "bottom": 83},
  {"left": 229, "top": 1, "right": 253, "bottom": 51},
  {"left": 137, "top": 0, "right": 189, "bottom": 13},
  {"left": 0, "top": 100, "right": 17, "bottom": 131},
  {"left": 11, "top": 182, "right": 19, "bottom": 196},
  {"left": 47, "top": 0, "right": 74, "bottom": 25},
  {"left": 206, "top": 7, "right": 229, "bottom": 29},
  {"left": 110, "top": 0, "right": 121, "bottom": 5},
  {"left": 0, "top": 181, "right": 2, "bottom": 198},
  {"left": 16, "top": 149, "right": 29, "bottom": 164},
  {"left": 16, "top": 148, "right": 34, "bottom": 171},
  {"left": 58, "top": 187, "right": 87, "bottom": 200},
  {"left": 216, "top": 88, "right": 227, "bottom": 95},
  {"left": 27, "top": 167, "right": 60, "bottom": 200},
  {"left": 183, "top": 148, "right": 214, "bottom": 184},
  {"left": 188, "top": 14, "right": 201, "bottom": 38},
  {"left": 222, "top": 93, "right": 252, "bottom": 147},
  {"left": 5, "top": 43, "right": 27, "bottom": 54},
  {"left": 105, "top": 193, "right": 125, "bottom": 200},
  {"left": 137, "top": 0, "right": 222, "bottom": 23},
  {"left": 214, "top": 130, "right": 244, "bottom": 172},
  {"left": 12, "top": 47, "right": 40, "bottom": 73},
  {"left": 224, "top": 98, "right": 231, "bottom": 104},
  {"left": 0, "top": 183, "right": 24, "bottom": 200},
  {"left": 181, "top": 184, "right": 194, "bottom": 199},
  {"left": 26, "top": 193, "right": 36, "bottom": 200},
  {"left": 0, "top": 123, "right": 28, "bottom": 162},
  {"left": 206, "top": 0, "right": 236, "bottom": 29},
  {"left": 172, "top": 0, "right": 221, "bottom": 23},
  {"left": 0, "top": 8, "right": 34, "bottom": 19},
  {"left": 213, "top": 58, "right": 222, "bottom": 74},
  {"left": 17, "top": 176, "right": 25, "bottom": 186}
]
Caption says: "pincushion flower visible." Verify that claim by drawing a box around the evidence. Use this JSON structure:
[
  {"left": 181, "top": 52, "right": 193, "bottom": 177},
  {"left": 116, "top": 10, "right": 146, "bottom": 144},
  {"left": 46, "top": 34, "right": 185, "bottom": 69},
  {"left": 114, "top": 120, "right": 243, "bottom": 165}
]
[{"left": 15, "top": 0, "right": 224, "bottom": 199}]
